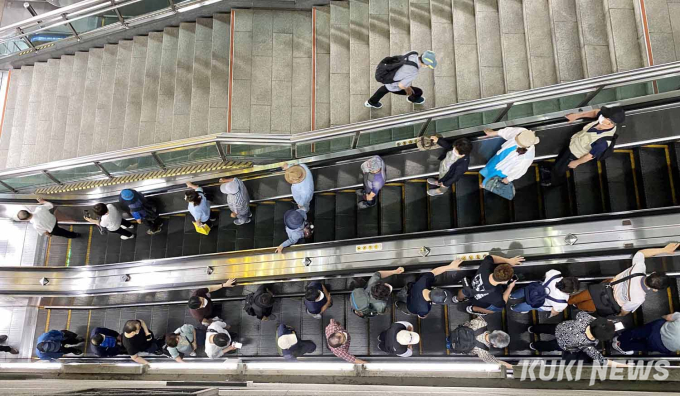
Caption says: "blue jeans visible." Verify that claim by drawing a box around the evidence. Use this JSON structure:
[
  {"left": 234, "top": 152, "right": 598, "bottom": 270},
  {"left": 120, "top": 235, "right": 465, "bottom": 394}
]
[
  {"left": 618, "top": 319, "right": 673, "bottom": 354},
  {"left": 474, "top": 304, "right": 504, "bottom": 312},
  {"left": 509, "top": 288, "right": 550, "bottom": 313}
]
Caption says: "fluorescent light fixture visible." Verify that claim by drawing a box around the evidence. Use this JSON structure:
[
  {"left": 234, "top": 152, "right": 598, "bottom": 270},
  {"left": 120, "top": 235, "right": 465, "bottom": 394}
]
[
  {"left": 246, "top": 362, "right": 355, "bottom": 371},
  {"left": 148, "top": 362, "right": 239, "bottom": 370},
  {"left": 177, "top": 0, "right": 222, "bottom": 13},
  {"left": 364, "top": 363, "right": 501, "bottom": 373},
  {"left": 0, "top": 362, "right": 62, "bottom": 370}
]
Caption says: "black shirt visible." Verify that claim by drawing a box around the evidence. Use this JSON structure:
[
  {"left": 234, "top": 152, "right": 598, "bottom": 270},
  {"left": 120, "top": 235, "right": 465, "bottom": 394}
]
[
  {"left": 189, "top": 288, "right": 213, "bottom": 322},
  {"left": 407, "top": 272, "right": 435, "bottom": 317},
  {"left": 122, "top": 321, "right": 153, "bottom": 356},
  {"left": 303, "top": 282, "right": 327, "bottom": 314},
  {"left": 470, "top": 256, "right": 505, "bottom": 308}
]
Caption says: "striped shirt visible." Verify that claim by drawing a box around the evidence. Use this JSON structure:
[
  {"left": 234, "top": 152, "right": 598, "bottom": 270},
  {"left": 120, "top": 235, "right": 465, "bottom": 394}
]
[
  {"left": 465, "top": 317, "right": 504, "bottom": 366},
  {"left": 324, "top": 319, "right": 356, "bottom": 363},
  {"left": 226, "top": 178, "right": 250, "bottom": 215}
]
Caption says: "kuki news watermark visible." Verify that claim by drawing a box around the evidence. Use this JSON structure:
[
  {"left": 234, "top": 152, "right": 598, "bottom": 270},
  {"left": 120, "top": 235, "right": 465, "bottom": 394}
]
[{"left": 518, "top": 359, "right": 670, "bottom": 384}]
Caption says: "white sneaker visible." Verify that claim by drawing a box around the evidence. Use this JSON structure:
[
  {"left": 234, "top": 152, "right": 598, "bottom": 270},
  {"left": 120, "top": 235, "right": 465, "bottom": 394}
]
[
  {"left": 121, "top": 235, "right": 135, "bottom": 240},
  {"left": 121, "top": 224, "right": 134, "bottom": 230},
  {"left": 611, "top": 336, "right": 634, "bottom": 355},
  {"left": 426, "top": 178, "right": 439, "bottom": 186}
]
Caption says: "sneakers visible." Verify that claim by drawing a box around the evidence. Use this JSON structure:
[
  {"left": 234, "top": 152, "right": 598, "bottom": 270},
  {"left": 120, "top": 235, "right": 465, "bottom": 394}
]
[
  {"left": 426, "top": 178, "right": 439, "bottom": 186},
  {"left": 466, "top": 305, "right": 486, "bottom": 316},
  {"left": 0, "top": 335, "right": 7, "bottom": 343},
  {"left": 408, "top": 96, "right": 425, "bottom": 105},
  {"left": 427, "top": 188, "right": 445, "bottom": 197},
  {"left": 147, "top": 223, "right": 163, "bottom": 235},
  {"left": 358, "top": 201, "right": 372, "bottom": 209},
  {"left": 121, "top": 235, "right": 135, "bottom": 240},
  {"left": 355, "top": 189, "right": 365, "bottom": 196},
  {"left": 611, "top": 336, "right": 634, "bottom": 355},
  {"left": 364, "top": 101, "right": 383, "bottom": 109},
  {"left": 450, "top": 295, "right": 459, "bottom": 304},
  {"left": 121, "top": 224, "right": 134, "bottom": 230},
  {"left": 529, "top": 342, "right": 537, "bottom": 352},
  {"left": 234, "top": 217, "right": 251, "bottom": 226},
  {"left": 9, "top": 348, "right": 18, "bottom": 355}
]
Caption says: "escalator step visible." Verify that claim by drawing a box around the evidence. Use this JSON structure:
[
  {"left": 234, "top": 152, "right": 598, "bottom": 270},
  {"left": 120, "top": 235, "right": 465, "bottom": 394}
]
[
  {"left": 505, "top": 309, "right": 532, "bottom": 356},
  {"left": 483, "top": 190, "right": 512, "bottom": 225},
  {"left": 217, "top": 209, "right": 237, "bottom": 252},
  {"left": 254, "top": 203, "right": 276, "bottom": 249},
  {"left": 542, "top": 163, "right": 571, "bottom": 219},
  {"left": 404, "top": 182, "right": 428, "bottom": 233},
  {"left": 314, "top": 194, "right": 336, "bottom": 242},
  {"left": 535, "top": 311, "right": 564, "bottom": 357},
  {"left": 419, "top": 305, "right": 447, "bottom": 356},
  {"left": 638, "top": 146, "right": 675, "bottom": 208},
  {"left": 336, "top": 192, "right": 357, "bottom": 240},
  {"left": 357, "top": 193, "right": 379, "bottom": 238},
  {"left": 380, "top": 185, "right": 403, "bottom": 235},
  {"left": 133, "top": 221, "right": 153, "bottom": 261},
  {"left": 604, "top": 151, "right": 639, "bottom": 212},
  {"left": 572, "top": 160, "right": 604, "bottom": 216},
  {"left": 236, "top": 205, "right": 256, "bottom": 251},
  {"left": 345, "top": 294, "right": 369, "bottom": 356},
  {"left": 273, "top": 201, "right": 296, "bottom": 248},
  {"left": 428, "top": 188, "right": 454, "bottom": 230},
  {"left": 88, "top": 223, "right": 108, "bottom": 265},
  {"left": 301, "top": 293, "right": 323, "bottom": 356},
  {"left": 67, "top": 225, "right": 91, "bottom": 266},
  {"left": 149, "top": 218, "right": 170, "bottom": 259},
  {"left": 47, "top": 230, "right": 69, "bottom": 266},
  {"left": 513, "top": 165, "right": 541, "bottom": 222},
  {"left": 455, "top": 174, "right": 482, "bottom": 228},
  {"left": 165, "top": 216, "right": 186, "bottom": 258},
  {"left": 104, "top": 230, "right": 123, "bottom": 263},
  {"left": 182, "top": 215, "right": 201, "bottom": 257},
  {"left": 640, "top": 284, "right": 672, "bottom": 326},
  {"left": 199, "top": 210, "right": 220, "bottom": 254},
  {"left": 368, "top": 305, "right": 393, "bottom": 355}
]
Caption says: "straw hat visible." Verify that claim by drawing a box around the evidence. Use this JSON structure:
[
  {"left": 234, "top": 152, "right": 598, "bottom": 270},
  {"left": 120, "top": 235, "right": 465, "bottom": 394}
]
[
  {"left": 284, "top": 165, "right": 307, "bottom": 184},
  {"left": 515, "top": 129, "right": 540, "bottom": 148}
]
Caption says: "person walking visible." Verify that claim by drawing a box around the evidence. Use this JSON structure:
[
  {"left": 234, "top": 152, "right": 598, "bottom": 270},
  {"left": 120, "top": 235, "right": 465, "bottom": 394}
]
[
  {"left": 187, "top": 279, "right": 236, "bottom": 326},
  {"left": 377, "top": 321, "right": 420, "bottom": 357},
  {"left": 479, "top": 127, "right": 540, "bottom": 190},
  {"left": 426, "top": 137, "right": 473, "bottom": 196},
  {"left": 219, "top": 177, "right": 252, "bottom": 225},
  {"left": 185, "top": 182, "right": 216, "bottom": 230},
  {"left": 395, "top": 260, "right": 461, "bottom": 318},
  {"left": 165, "top": 323, "right": 205, "bottom": 363},
  {"left": 275, "top": 209, "right": 308, "bottom": 254},
  {"left": 612, "top": 312, "right": 680, "bottom": 355},
  {"left": 282, "top": 163, "right": 314, "bottom": 212},
  {"left": 356, "top": 156, "right": 386, "bottom": 209},
  {"left": 17, "top": 198, "right": 80, "bottom": 239},
  {"left": 446, "top": 316, "right": 512, "bottom": 369},
  {"left": 325, "top": 319, "right": 366, "bottom": 364},
  {"left": 365, "top": 50, "right": 437, "bottom": 109},
  {"left": 304, "top": 282, "right": 332, "bottom": 319},
  {"left": 277, "top": 323, "right": 316, "bottom": 360},
  {"left": 119, "top": 189, "right": 163, "bottom": 235},
  {"left": 90, "top": 327, "right": 126, "bottom": 357},
  {"left": 541, "top": 106, "right": 625, "bottom": 187},
  {"left": 0, "top": 335, "right": 18, "bottom": 355},
  {"left": 35, "top": 330, "right": 84, "bottom": 359},
  {"left": 84, "top": 203, "right": 135, "bottom": 240}
]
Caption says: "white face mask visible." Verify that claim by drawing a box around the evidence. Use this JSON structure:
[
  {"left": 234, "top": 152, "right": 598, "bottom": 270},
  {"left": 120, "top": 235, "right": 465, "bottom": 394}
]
[{"left": 598, "top": 115, "right": 607, "bottom": 125}]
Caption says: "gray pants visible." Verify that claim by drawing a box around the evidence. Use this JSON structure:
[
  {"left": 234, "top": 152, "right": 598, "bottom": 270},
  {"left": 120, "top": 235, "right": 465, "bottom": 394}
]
[{"left": 236, "top": 209, "right": 251, "bottom": 222}]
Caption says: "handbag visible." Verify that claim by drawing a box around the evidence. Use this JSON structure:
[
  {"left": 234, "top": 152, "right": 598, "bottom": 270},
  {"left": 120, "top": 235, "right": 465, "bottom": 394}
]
[
  {"left": 484, "top": 176, "right": 516, "bottom": 200},
  {"left": 587, "top": 273, "right": 645, "bottom": 317},
  {"left": 193, "top": 222, "right": 211, "bottom": 235}
]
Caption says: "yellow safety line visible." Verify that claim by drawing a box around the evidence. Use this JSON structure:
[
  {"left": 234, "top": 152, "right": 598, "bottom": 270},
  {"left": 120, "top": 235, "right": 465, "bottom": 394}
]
[
  {"left": 85, "top": 226, "right": 93, "bottom": 266},
  {"left": 477, "top": 174, "right": 485, "bottom": 225},
  {"left": 401, "top": 184, "right": 406, "bottom": 233},
  {"left": 668, "top": 288, "right": 675, "bottom": 313},
  {"left": 320, "top": 192, "right": 336, "bottom": 196},
  {"left": 426, "top": 182, "right": 432, "bottom": 231},
  {"left": 385, "top": 182, "right": 404, "bottom": 186},
  {"left": 615, "top": 150, "right": 641, "bottom": 209},
  {"left": 664, "top": 146, "right": 677, "bottom": 205},
  {"left": 83, "top": 310, "right": 92, "bottom": 357},
  {"left": 597, "top": 161, "right": 607, "bottom": 212},
  {"left": 66, "top": 310, "right": 72, "bottom": 330},
  {"left": 408, "top": 179, "right": 427, "bottom": 183},
  {"left": 43, "top": 236, "right": 52, "bottom": 266},
  {"left": 340, "top": 189, "right": 357, "bottom": 193},
  {"left": 65, "top": 225, "right": 74, "bottom": 267},
  {"left": 444, "top": 305, "right": 450, "bottom": 356},
  {"left": 44, "top": 309, "right": 51, "bottom": 333}
]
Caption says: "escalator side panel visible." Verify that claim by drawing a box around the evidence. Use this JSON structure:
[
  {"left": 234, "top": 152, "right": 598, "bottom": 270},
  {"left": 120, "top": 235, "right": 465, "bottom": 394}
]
[
  {"left": 380, "top": 185, "right": 403, "bottom": 236},
  {"left": 149, "top": 218, "right": 170, "bottom": 259},
  {"left": 482, "top": 191, "right": 512, "bottom": 225},
  {"left": 181, "top": 214, "right": 201, "bottom": 257},
  {"left": 404, "top": 182, "right": 428, "bottom": 233},
  {"left": 419, "top": 305, "right": 447, "bottom": 355},
  {"left": 254, "top": 203, "right": 275, "bottom": 249},
  {"left": 512, "top": 166, "right": 541, "bottom": 222},
  {"left": 455, "top": 174, "right": 482, "bottom": 228},
  {"left": 428, "top": 189, "right": 454, "bottom": 230},
  {"left": 604, "top": 152, "right": 639, "bottom": 212},
  {"left": 273, "top": 201, "right": 296, "bottom": 248},
  {"left": 217, "top": 209, "right": 237, "bottom": 252},
  {"left": 313, "top": 194, "right": 336, "bottom": 243},
  {"left": 104, "top": 230, "right": 123, "bottom": 263},
  {"left": 335, "top": 192, "right": 357, "bottom": 240},
  {"left": 572, "top": 160, "right": 604, "bottom": 216},
  {"left": 638, "top": 147, "right": 674, "bottom": 209},
  {"left": 165, "top": 216, "right": 186, "bottom": 258}
]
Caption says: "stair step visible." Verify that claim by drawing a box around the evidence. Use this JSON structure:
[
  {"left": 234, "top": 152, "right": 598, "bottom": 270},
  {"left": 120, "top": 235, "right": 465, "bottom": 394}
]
[
  {"left": 291, "top": 10, "right": 313, "bottom": 133},
  {"left": 475, "top": 0, "right": 505, "bottom": 101},
  {"left": 122, "top": 36, "right": 147, "bottom": 149},
  {"left": 8, "top": 66, "right": 33, "bottom": 167},
  {"left": 19, "top": 63, "right": 45, "bottom": 166},
  {"left": 92, "top": 45, "right": 118, "bottom": 153},
  {"left": 0, "top": 67, "right": 21, "bottom": 167},
  {"left": 139, "top": 32, "right": 163, "bottom": 147},
  {"left": 523, "top": 0, "right": 559, "bottom": 115},
  {"left": 209, "top": 13, "right": 230, "bottom": 134},
  {"left": 173, "top": 23, "right": 196, "bottom": 140},
  {"left": 380, "top": 184, "right": 403, "bottom": 235},
  {"left": 430, "top": 0, "right": 457, "bottom": 122},
  {"left": 77, "top": 48, "right": 103, "bottom": 157},
  {"left": 452, "top": 0, "right": 481, "bottom": 127},
  {"left": 330, "top": 1, "right": 350, "bottom": 126},
  {"left": 409, "top": 0, "right": 433, "bottom": 111},
  {"left": 314, "top": 194, "right": 336, "bottom": 242},
  {"left": 575, "top": 0, "right": 613, "bottom": 78},
  {"left": 189, "top": 18, "right": 213, "bottom": 138},
  {"left": 368, "top": 0, "right": 391, "bottom": 119},
  {"left": 349, "top": 0, "right": 370, "bottom": 123},
  {"left": 548, "top": 0, "right": 584, "bottom": 84},
  {"left": 156, "top": 27, "right": 179, "bottom": 144},
  {"left": 389, "top": 0, "right": 412, "bottom": 116},
  {"left": 499, "top": 0, "right": 530, "bottom": 94},
  {"left": 314, "top": 6, "right": 332, "bottom": 129},
  {"left": 107, "top": 41, "right": 133, "bottom": 152}
]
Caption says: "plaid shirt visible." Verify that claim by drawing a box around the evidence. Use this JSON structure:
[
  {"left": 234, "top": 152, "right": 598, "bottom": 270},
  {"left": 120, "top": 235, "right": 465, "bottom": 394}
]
[{"left": 324, "top": 319, "right": 356, "bottom": 363}]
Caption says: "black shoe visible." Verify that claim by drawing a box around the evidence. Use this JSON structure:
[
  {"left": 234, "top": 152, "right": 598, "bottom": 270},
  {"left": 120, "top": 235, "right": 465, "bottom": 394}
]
[
  {"left": 75, "top": 336, "right": 85, "bottom": 344},
  {"left": 529, "top": 342, "right": 537, "bottom": 352},
  {"left": 0, "top": 335, "right": 7, "bottom": 343}
]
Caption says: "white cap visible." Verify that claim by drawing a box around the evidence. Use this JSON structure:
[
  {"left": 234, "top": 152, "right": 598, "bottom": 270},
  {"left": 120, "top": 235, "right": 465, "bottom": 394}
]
[
  {"left": 220, "top": 180, "right": 239, "bottom": 194},
  {"left": 277, "top": 333, "right": 298, "bottom": 349},
  {"left": 396, "top": 330, "right": 420, "bottom": 345}
]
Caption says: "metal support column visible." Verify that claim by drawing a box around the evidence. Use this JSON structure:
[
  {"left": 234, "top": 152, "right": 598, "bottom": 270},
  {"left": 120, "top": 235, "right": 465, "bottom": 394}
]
[
  {"left": 62, "top": 14, "right": 80, "bottom": 41},
  {"left": 42, "top": 171, "right": 62, "bottom": 185},
  {"left": 151, "top": 153, "right": 167, "bottom": 170},
  {"left": 111, "top": 0, "right": 128, "bottom": 28},
  {"left": 94, "top": 162, "right": 114, "bottom": 180},
  {"left": 577, "top": 86, "right": 605, "bottom": 108}
]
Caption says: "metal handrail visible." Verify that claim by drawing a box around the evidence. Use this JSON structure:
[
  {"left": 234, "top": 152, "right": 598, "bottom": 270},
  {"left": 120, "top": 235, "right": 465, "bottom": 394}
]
[{"left": 0, "top": 61, "right": 678, "bottom": 191}]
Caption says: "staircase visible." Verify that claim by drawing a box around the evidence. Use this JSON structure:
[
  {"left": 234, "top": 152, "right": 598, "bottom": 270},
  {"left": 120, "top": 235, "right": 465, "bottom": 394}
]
[{"left": 0, "top": 0, "right": 678, "bottom": 171}]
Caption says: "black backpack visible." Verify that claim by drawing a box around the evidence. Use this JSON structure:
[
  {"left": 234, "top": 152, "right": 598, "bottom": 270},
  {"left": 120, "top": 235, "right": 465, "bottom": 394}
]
[
  {"left": 375, "top": 51, "right": 419, "bottom": 84},
  {"left": 449, "top": 325, "right": 489, "bottom": 354},
  {"left": 243, "top": 293, "right": 257, "bottom": 317},
  {"left": 596, "top": 134, "right": 618, "bottom": 161},
  {"left": 522, "top": 274, "right": 566, "bottom": 309}
]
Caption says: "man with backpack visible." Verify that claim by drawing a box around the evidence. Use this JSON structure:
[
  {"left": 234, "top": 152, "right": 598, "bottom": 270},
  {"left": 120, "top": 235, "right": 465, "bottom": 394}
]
[
  {"left": 395, "top": 260, "right": 462, "bottom": 318},
  {"left": 275, "top": 209, "right": 311, "bottom": 254},
  {"left": 187, "top": 279, "right": 236, "bottom": 326},
  {"left": 509, "top": 270, "right": 580, "bottom": 317},
  {"left": 350, "top": 266, "right": 404, "bottom": 318},
  {"left": 365, "top": 50, "right": 437, "bottom": 109},
  {"left": 243, "top": 285, "right": 276, "bottom": 321},
  {"left": 568, "top": 243, "right": 676, "bottom": 317},
  {"left": 119, "top": 189, "right": 163, "bottom": 235},
  {"left": 446, "top": 316, "right": 512, "bottom": 370},
  {"left": 377, "top": 321, "right": 420, "bottom": 357},
  {"left": 540, "top": 106, "right": 625, "bottom": 187},
  {"left": 36, "top": 329, "right": 84, "bottom": 360}
]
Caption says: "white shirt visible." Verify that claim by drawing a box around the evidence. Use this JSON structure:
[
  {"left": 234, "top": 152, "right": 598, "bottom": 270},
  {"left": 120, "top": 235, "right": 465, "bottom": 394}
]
[
  {"left": 542, "top": 270, "right": 569, "bottom": 312},
  {"left": 204, "top": 321, "right": 231, "bottom": 359},
  {"left": 493, "top": 127, "right": 536, "bottom": 182},
  {"left": 99, "top": 204, "right": 123, "bottom": 231},
  {"left": 613, "top": 252, "right": 647, "bottom": 312},
  {"left": 30, "top": 202, "right": 56, "bottom": 235}
]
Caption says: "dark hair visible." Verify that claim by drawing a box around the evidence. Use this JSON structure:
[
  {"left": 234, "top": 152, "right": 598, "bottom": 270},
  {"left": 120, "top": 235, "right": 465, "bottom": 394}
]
[
  {"left": 370, "top": 282, "right": 392, "bottom": 301},
  {"left": 646, "top": 272, "right": 670, "bottom": 290},
  {"left": 516, "top": 147, "right": 528, "bottom": 155},
  {"left": 91, "top": 334, "right": 104, "bottom": 346},
  {"left": 259, "top": 293, "right": 274, "bottom": 307},
  {"left": 492, "top": 264, "right": 514, "bottom": 283},
  {"left": 123, "top": 320, "right": 140, "bottom": 334},
  {"left": 590, "top": 318, "right": 616, "bottom": 341},
  {"left": 188, "top": 296, "right": 202, "bottom": 309},
  {"left": 557, "top": 277, "right": 581, "bottom": 294},
  {"left": 165, "top": 333, "right": 178, "bottom": 348},
  {"left": 17, "top": 210, "right": 30, "bottom": 220},
  {"left": 213, "top": 333, "right": 230, "bottom": 347},
  {"left": 453, "top": 138, "right": 473, "bottom": 156},
  {"left": 93, "top": 203, "right": 108, "bottom": 216},
  {"left": 185, "top": 190, "right": 202, "bottom": 206},
  {"left": 328, "top": 332, "right": 344, "bottom": 348},
  {"left": 305, "top": 287, "right": 321, "bottom": 302}
]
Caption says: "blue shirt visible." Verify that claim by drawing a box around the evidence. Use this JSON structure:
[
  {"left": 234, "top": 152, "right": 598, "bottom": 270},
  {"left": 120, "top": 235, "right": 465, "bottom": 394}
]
[
  {"left": 89, "top": 327, "right": 123, "bottom": 357},
  {"left": 36, "top": 330, "right": 64, "bottom": 360},
  {"left": 367, "top": 171, "right": 385, "bottom": 195},
  {"left": 187, "top": 187, "right": 211, "bottom": 222},
  {"left": 281, "top": 210, "right": 307, "bottom": 248},
  {"left": 304, "top": 282, "right": 327, "bottom": 314},
  {"left": 291, "top": 164, "right": 314, "bottom": 209}
]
